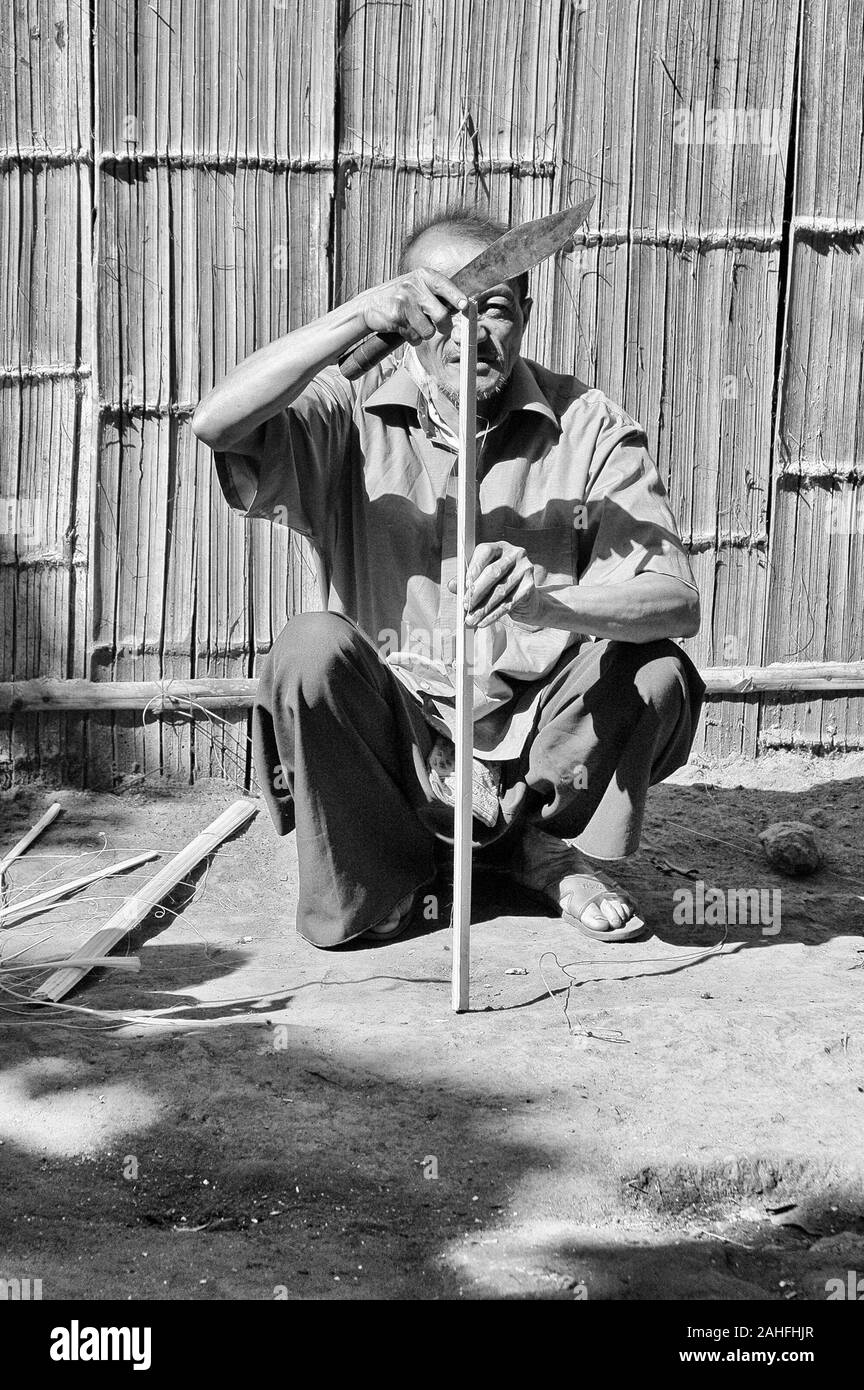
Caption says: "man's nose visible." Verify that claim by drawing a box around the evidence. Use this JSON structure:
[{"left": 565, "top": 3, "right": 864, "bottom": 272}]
[{"left": 450, "top": 318, "right": 491, "bottom": 346}]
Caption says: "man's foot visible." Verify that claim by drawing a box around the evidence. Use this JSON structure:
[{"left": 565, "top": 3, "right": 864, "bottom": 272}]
[
  {"left": 363, "top": 889, "right": 418, "bottom": 941},
  {"left": 505, "top": 827, "right": 647, "bottom": 941}
]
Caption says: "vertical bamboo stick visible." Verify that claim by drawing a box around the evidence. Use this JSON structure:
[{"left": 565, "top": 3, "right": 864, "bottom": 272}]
[{"left": 452, "top": 300, "right": 478, "bottom": 1015}]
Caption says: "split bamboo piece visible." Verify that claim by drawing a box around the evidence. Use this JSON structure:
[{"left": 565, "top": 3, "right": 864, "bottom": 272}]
[
  {"left": 451, "top": 301, "right": 478, "bottom": 1015},
  {"left": 0, "top": 851, "right": 159, "bottom": 929},
  {"left": 0, "top": 803, "right": 62, "bottom": 880},
  {"left": 1, "top": 957, "right": 141, "bottom": 974},
  {"left": 33, "top": 799, "right": 258, "bottom": 1002}
]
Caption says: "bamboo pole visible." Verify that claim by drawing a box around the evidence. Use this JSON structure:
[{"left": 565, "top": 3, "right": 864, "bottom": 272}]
[
  {"left": 1, "top": 957, "right": 141, "bottom": 974},
  {"left": 700, "top": 664, "right": 864, "bottom": 694},
  {"left": 0, "top": 679, "right": 258, "bottom": 711},
  {"left": 0, "top": 803, "right": 62, "bottom": 879},
  {"left": 0, "top": 851, "right": 160, "bottom": 929},
  {"left": 4, "top": 664, "right": 864, "bottom": 716},
  {"left": 33, "top": 799, "right": 258, "bottom": 1002},
  {"left": 452, "top": 301, "right": 478, "bottom": 1015}
]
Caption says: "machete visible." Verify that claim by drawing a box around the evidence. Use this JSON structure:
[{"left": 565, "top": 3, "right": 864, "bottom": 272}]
[{"left": 338, "top": 194, "right": 596, "bottom": 381}]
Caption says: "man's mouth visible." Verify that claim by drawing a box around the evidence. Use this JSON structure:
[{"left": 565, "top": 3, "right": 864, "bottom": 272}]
[{"left": 446, "top": 355, "right": 501, "bottom": 371}]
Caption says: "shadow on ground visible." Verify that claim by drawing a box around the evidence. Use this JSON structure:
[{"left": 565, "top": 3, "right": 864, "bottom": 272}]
[
  {"left": 0, "top": 756, "right": 863, "bottom": 1299},
  {"left": 2, "top": 1021, "right": 863, "bottom": 1301}
]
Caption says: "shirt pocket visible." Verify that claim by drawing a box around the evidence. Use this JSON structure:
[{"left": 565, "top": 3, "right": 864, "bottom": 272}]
[{"left": 502, "top": 523, "right": 575, "bottom": 586}]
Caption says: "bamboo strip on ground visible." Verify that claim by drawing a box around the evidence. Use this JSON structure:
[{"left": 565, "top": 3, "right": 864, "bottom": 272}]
[
  {"left": 0, "top": 851, "right": 159, "bottom": 928},
  {"left": 33, "top": 799, "right": 257, "bottom": 1002},
  {"left": 2, "top": 957, "right": 141, "bottom": 974},
  {"left": 0, "top": 803, "right": 62, "bottom": 879}
]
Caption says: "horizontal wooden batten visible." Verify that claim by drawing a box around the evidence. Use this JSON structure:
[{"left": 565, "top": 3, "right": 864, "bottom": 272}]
[
  {"left": 778, "top": 462, "right": 864, "bottom": 481},
  {"left": 703, "top": 664, "right": 864, "bottom": 694},
  {"left": 3, "top": 664, "right": 864, "bottom": 714},
  {"left": 0, "top": 679, "right": 258, "bottom": 712},
  {"left": 0, "top": 363, "right": 92, "bottom": 383}
]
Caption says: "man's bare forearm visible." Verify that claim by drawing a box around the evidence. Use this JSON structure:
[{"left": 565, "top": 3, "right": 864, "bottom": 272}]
[
  {"left": 526, "top": 574, "right": 700, "bottom": 642},
  {"left": 192, "top": 268, "right": 468, "bottom": 454},
  {"left": 191, "top": 301, "right": 370, "bottom": 452}
]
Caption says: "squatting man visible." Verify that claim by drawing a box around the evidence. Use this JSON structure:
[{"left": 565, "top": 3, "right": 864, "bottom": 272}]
[{"left": 193, "top": 213, "right": 705, "bottom": 948}]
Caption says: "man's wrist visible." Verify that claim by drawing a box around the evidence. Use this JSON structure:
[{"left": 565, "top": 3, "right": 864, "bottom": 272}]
[
  {"left": 511, "top": 584, "right": 587, "bottom": 634},
  {"left": 320, "top": 298, "right": 377, "bottom": 357},
  {"left": 510, "top": 581, "right": 555, "bottom": 630}
]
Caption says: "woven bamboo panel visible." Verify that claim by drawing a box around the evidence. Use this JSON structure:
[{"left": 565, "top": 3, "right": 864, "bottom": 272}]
[
  {"left": 337, "top": 0, "right": 564, "bottom": 297},
  {"left": 78, "top": 0, "right": 335, "bottom": 788},
  {"left": 762, "top": 478, "right": 864, "bottom": 750},
  {"left": 96, "top": 0, "right": 335, "bottom": 162},
  {"left": 2, "top": 0, "right": 861, "bottom": 784},
  {"left": 0, "top": 379, "right": 86, "bottom": 779},
  {"left": 0, "top": 166, "right": 92, "bottom": 368},
  {"left": 535, "top": 0, "right": 795, "bottom": 757},
  {"left": 766, "top": 0, "right": 864, "bottom": 750},
  {"left": 339, "top": 0, "right": 562, "bottom": 169},
  {"left": 0, "top": 0, "right": 93, "bottom": 783},
  {"left": 0, "top": 0, "right": 90, "bottom": 155}
]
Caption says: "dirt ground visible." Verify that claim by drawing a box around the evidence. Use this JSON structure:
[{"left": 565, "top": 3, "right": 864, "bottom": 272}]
[{"left": 1, "top": 752, "right": 863, "bottom": 1301}]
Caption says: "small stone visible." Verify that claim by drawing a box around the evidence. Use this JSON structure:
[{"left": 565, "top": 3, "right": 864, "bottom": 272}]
[
  {"left": 759, "top": 821, "right": 823, "bottom": 876},
  {"left": 505, "top": 967, "right": 528, "bottom": 976}
]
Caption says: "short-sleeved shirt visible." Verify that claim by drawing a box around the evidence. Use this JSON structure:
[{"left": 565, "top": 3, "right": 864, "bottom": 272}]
[{"left": 214, "top": 352, "right": 697, "bottom": 760}]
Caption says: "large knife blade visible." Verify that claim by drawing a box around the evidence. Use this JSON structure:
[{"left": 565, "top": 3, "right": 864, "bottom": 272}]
[{"left": 338, "top": 194, "right": 595, "bottom": 380}]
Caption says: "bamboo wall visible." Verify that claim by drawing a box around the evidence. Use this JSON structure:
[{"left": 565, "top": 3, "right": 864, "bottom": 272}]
[{"left": 1, "top": 0, "right": 862, "bottom": 788}]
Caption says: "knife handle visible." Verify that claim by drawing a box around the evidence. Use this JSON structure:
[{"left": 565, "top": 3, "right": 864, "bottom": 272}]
[{"left": 338, "top": 330, "right": 404, "bottom": 381}]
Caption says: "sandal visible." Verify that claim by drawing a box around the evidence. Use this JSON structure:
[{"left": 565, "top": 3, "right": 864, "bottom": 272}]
[{"left": 559, "top": 874, "right": 647, "bottom": 942}]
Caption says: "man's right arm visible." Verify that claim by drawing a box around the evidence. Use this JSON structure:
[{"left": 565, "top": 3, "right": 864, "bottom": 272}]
[{"left": 191, "top": 269, "right": 467, "bottom": 455}]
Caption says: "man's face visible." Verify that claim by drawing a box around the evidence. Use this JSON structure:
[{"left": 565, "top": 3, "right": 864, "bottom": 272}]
[{"left": 405, "top": 231, "right": 532, "bottom": 406}]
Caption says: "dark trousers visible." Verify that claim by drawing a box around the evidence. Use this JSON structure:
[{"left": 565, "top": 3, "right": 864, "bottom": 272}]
[{"left": 252, "top": 612, "right": 705, "bottom": 947}]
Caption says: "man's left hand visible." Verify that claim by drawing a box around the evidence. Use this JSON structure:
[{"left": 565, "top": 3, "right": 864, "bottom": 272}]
[{"left": 448, "top": 540, "right": 544, "bottom": 629}]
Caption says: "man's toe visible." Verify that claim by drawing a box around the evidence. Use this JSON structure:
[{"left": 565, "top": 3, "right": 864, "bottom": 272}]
[
  {"left": 558, "top": 871, "right": 640, "bottom": 935},
  {"left": 581, "top": 901, "right": 612, "bottom": 932},
  {"left": 602, "top": 897, "right": 630, "bottom": 928}
]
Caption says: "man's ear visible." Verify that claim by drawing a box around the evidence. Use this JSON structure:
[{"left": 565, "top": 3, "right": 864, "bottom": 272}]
[{"left": 521, "top": 296, "right": 533, "bottom": 326}]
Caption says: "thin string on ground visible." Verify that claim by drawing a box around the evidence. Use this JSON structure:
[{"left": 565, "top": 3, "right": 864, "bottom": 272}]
[
  {"left": 1, "top": 834, "right": 110, "bottom": 905},
  {"left": 538, "top": 923, "right": 732, "bottom": 1041}
]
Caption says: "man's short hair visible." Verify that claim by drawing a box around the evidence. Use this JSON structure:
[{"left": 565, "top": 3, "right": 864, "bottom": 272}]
[{"left": 398, "top": 211, "right": 530, "bottom": 303}]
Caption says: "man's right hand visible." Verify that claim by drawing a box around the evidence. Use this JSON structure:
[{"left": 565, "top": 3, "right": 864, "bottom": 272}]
[{"left": 357, "top": 269, "right": 468, "bottom": 346}]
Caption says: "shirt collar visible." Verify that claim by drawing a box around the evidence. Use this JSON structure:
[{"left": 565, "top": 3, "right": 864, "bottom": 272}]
[{"left": 362, "top": 349, "right": 562, "bottom": 434}]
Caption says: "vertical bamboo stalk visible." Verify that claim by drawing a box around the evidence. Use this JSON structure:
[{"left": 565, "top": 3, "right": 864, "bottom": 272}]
[{"left": 452, "top": 300, "right": 478, "bottom": 1015}]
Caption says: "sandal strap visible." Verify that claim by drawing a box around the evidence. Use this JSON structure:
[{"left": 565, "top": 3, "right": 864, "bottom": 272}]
[{"left": 557, "top": 874, "right": 625, "bottom": 914}]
